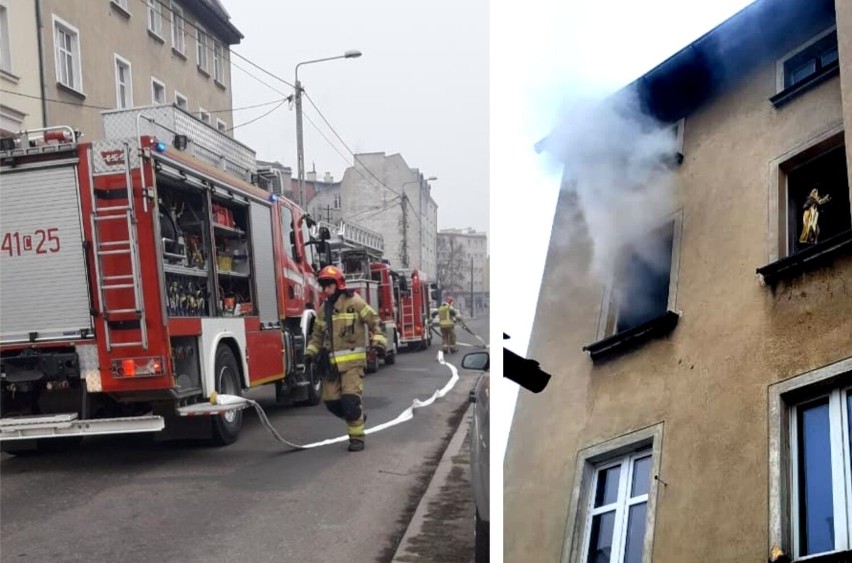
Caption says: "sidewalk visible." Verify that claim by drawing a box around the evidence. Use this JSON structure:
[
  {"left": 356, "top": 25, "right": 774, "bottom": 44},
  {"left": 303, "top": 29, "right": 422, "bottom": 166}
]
[{"left": 391, "top": 406, "right": 475, "bottom": 563}]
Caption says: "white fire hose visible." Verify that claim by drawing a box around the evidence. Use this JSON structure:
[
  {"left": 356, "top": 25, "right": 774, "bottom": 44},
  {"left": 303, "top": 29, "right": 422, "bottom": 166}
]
[{"left": 210, "top": 350, "right": 462, "bottom": 450}]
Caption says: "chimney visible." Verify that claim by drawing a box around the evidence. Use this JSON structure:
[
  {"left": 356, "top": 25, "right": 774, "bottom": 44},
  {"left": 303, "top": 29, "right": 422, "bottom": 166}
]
[
  {"left": 324, "top": 172, "right": 334, "bottom": 183},
  {"left": 307, "top": 170, "right": 317, "bottom": 183}
]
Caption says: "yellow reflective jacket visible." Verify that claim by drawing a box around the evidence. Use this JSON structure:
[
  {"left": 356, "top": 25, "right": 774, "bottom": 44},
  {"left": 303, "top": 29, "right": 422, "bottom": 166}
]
[
  {"left": 306, "top": 291, "right": 387, "bottom": 372},
  {"left": 434, "top": 303, "right": 459, "bottom": 329}
]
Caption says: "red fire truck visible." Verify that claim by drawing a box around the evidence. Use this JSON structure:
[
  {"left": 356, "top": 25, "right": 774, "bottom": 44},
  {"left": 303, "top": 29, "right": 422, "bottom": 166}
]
[
  {"left": 0, "top": 112, "right": 332, "bottom": 447},
  {"left": 394, "top": 269, "right": 433, "bottom": 351}
]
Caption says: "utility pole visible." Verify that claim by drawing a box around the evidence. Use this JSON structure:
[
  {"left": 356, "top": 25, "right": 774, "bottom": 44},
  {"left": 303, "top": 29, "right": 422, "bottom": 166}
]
[
  {"left": 295, "top": 78, "right": 306, "bottom": 209},
  {"left": 400, "top": 192, "right": 409, "bottom": 267},
  {"left": 470, "top": 255, "right": 474, "bottom": 319}
]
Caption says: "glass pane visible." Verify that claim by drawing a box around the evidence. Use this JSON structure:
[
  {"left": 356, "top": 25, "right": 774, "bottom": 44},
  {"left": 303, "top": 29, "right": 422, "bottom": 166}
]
[
  {"left": 789, "top": 59, "right": 816, "bottom": 86},
  {"left": 623, "top": 502, "right": 647, "bottom": 563},
  {"left": 797, "top": 400, "right": 835, "bottom": 556},
  {"left": 631, "top": 456, "right": 652, "bottom": 497},
  {"left": 594, "top": 465, "right": 621, "bottom": 507},
  {"left": 820, "top": 47, "right": 838, "bottom": 67},
  {"left": 587, "top": 510, "right": 615, "bottom": 563}
]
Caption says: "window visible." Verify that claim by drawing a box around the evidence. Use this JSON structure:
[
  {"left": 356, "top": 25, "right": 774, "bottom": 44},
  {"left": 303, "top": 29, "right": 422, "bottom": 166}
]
[
  {"left": 769, "top": 359, "right": 852, "bottom": 561},
  {"left": 216, "top": 119, "right": 226, "bottom": 133},
  {"left": 562, "top": 424, "right": 662, "bottom": 563},
  {"left": 0, "top": 4, "right": 11, "bottom": 74},
  {"left": 333, "top": 194, "right": 341, "bottom": 209},
  {"left": 53, "top": 16, "right": 82, "bottom": 92},
  {"left": 110, "top": 0, "right": 129, "bottom": 11},
  {"left": 198, "top": 108, "right": 210, "bottom": 125},
  {"left": 280, "top": 205, "right": 296, "bottom": 260},
  {"left": 196, "top": 24, "right": 208, "bottom": 71},
  {"left": 760, "top": 128, "right": 852, "bottom": 283},
  {"left": 782, "top": 28, "right": 838, "bottom": 91},
  {"left": 213, "top": 41, "right": 223, "bottom": 82},
  {"left": 146, "top": 0, "right": 162, "bottom": 37},
  {"left": 170, "top": 2, "right": 185, "bottom": 54},
  {"left": 151, "top": 77, "right": 165, "bottom": 104},
  {"left": 114, "top": 55, "right": 132, "bottom": 109},
  {"left": 174, "top": 91, "right": 187, "bottom": 110}
]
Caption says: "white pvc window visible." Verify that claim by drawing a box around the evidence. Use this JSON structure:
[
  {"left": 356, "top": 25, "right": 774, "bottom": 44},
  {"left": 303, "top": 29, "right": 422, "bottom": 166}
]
[
  {"left": 216, "top": 118, "right": 226, "bottom": 132},
  {"left": 174, "top": 91, "right": 187, "bottom": 110},
  {"left": 151, "top": 77, "right": 165, "bottom": 104},
  {"left": 146, "top": 0, "right": 162, "bottom": 37},
  {"left": 53, "top": 16, "right": 81, "bottom": 91},
  {"left": 790, "top": 388, "right": 852, "bottom": 558},
  {"left": 196, "top": 24, "right": 208, "bottom": 71},
  {"left": 170, "top": 1, "right": 185, "bottom": 53},
  {"left": 198, "top": 108, "right": 210, "bottom": 124},
  {"left": 213, "top": 41, "right": 223, "bottom": 82},
  {"left": 582, "top": 451, "right": 652, "bottom": 563},
  {"left": 0, "top": 4, "right": 11, "bottom": 73},
  {"left": 114, "top": 55, "right": 132, "bottom": 109}
]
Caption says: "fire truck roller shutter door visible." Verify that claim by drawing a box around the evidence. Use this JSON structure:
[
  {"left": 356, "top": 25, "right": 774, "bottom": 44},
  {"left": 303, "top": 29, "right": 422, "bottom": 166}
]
[{"left": 249, "top": 202, "right": 279, "bottom": 326}]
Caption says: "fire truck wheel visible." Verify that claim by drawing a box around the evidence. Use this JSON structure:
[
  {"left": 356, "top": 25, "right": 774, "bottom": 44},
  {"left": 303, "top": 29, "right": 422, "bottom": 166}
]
[
  {"left": 301, "top": 361, "right": 323, "bottom": 406},
  {"left": 211, "top": 346, "right": 243, "bottom": 446}
]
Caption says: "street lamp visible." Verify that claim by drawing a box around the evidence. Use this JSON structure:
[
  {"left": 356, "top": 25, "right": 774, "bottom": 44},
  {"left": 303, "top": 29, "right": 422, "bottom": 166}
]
[
  {"left": 399, "top": 175, "right": 437, "bottom": 269},
  {"left": 295, "top": 50, "right": 362, "bottom": 209}
]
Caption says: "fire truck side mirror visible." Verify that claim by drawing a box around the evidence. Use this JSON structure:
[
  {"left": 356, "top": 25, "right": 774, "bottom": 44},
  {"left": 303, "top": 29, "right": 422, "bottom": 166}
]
[
  {"left": 317, "top": 241, "right": 332, "bottom": 268},
  {"left": 318, "top": 226, "right": 331, "bottom": 241}
]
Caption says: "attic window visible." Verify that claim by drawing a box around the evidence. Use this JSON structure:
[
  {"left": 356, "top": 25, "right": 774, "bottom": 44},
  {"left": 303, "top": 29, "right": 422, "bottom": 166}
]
[{"left": 771, "top": 27, "right": 839, "bottom": 108}]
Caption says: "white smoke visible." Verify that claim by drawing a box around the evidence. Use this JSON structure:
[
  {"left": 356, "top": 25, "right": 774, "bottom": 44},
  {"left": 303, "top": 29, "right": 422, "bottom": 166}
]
[{"left": 540, "top": 89, "right": 679, "bottom": 282}]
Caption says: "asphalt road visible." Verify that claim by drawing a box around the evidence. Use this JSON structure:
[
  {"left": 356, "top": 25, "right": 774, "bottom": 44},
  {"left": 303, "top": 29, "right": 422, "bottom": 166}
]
[{"left": 0, "top": 315, "right": 489, "bottom": 563}]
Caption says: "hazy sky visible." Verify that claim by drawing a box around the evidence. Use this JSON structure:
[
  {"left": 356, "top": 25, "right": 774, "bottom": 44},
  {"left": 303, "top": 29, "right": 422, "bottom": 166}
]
[{"left": 223, "top": 1, "right": 488, "bottom": 235}]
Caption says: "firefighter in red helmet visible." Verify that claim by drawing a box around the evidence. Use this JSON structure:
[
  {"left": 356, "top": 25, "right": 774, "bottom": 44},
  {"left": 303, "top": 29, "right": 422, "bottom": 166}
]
[
  {"left": 305, "top": 265, "right": 387, "bottom": 451},
  {"left": 432, "top": 295, "right": 460, "bottom": 354}
]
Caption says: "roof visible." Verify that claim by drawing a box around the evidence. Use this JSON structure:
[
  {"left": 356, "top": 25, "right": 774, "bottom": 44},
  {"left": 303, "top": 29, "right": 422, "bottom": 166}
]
[
  {"left": 187, "top": 0, "right": 243, "bottom": 44},
  {"left": 629, "top": 0, "right": 835, "bottom": 123}
]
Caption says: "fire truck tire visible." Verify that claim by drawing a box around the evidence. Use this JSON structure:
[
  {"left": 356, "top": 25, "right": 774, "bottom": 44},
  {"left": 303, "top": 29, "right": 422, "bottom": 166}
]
[
  {"left": 301, "top": 361, "right": 323, "bottom": 406},
  {"left": 211, "top": 346, "right": 243, "bottom": 446}
]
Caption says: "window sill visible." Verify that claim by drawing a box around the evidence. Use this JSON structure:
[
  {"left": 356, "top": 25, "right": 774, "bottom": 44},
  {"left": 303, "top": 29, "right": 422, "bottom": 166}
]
[
  {"left": 0, "top": 68, "right": 20, "bottom": 84},
  {"left": 56, "top": 82, "right": 86, "bottom": 100},
  {"left": 197, "top": 66, "right": 210, "bottom": 78},
  {"left": 109, "top": 1, "right": 131, "bottom": 18},
  {"left": 756, "top": 230, "right": 852, "bottom": 285},
  {"left": 582, "top": 310, "right": 680, "bottom": 362},
  {"left": 214, "top": 79, "right": 227, "bottom": 91},
  {"left": 770, "top": 62, "right": 840, "bottom": 108},
  {"left": 171, "top": 47, "right": 187, "bottom": 61},
  {"left": 791, "top": 548, "right": 852, "bottom": 563},
  {"left": 148, "top": 29, "right": 165, "bottom": 44}
]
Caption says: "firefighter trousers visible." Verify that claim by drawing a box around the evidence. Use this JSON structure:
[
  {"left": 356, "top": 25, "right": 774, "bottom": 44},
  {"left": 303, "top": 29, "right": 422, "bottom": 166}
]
[
  {"left": 440, "top": 327, "right": 457, "bottom": 352},
  {"left": 323, "top": 366, "right": 366, "bottom": 441}
]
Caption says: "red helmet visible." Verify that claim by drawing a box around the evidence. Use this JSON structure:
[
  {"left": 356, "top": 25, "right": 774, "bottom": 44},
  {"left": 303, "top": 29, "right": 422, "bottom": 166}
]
[{"left": 317, "top": 265, "right": 346, "bottom": 290}]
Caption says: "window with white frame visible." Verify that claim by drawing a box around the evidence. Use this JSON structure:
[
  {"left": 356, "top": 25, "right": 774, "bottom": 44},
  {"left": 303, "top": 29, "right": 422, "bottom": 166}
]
[
  {"left": 213, "top": 41, "right": 223, "bottom": 82},
  {"left": 196, "top": 24, "right": 208, "bottom": 71},
  {"left": 563, "top": 424, "right": 662, "bottom": 563},
  {"left": 111, "top": 0, "right": 129, "bottom": 12},
  {"left": 53, "top": 16, "right": 81, "bottom": 92},
  {"left": 174, "top": 91, "right": 187, "bottom": 110},
  {"left": 170, "top": 1, "right": 185, "bottom": 54},
  {"left": 151, "top": 77, "right": 165, "bottom": 104},
  {"left": 114, "top": 55, "right": 132, "bottom": 109},
  {"left": 198, "top": 108, "right": 210, "bottom": 124},
  {"left": 216, "top": 118, "right": 226, "bottom": 133},
  {"left": 147, "top": 0, "right": 162, "bottom": 37},
  {"left": 769, "top": 359, "right": 852, "bottom": 561},
  {"left": 0, "top": 4, "right": 11, "bottom": 74}
]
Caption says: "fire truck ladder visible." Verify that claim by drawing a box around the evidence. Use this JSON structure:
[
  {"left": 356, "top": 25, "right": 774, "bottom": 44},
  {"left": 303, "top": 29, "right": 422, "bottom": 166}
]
[
  {"left": 400, "top": 297, "right": 415, "bottom": 337},
  {"left": 88, "top": 143, "right": 148, "bottom": 351}
]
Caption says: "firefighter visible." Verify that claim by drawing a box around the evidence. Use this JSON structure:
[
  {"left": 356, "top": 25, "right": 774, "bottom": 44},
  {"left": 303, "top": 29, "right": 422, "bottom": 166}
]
[
  {"left": 432, "top": 295, "right": 460, "bottom": 354},
  {"left": 304, "top": 265, "right": 387, "bottom": 452}
]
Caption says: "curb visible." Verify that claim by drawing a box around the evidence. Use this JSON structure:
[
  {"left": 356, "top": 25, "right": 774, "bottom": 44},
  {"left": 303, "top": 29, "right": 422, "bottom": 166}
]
[{"left": 391, "top": 405, "right": 473, "bottom": 563}]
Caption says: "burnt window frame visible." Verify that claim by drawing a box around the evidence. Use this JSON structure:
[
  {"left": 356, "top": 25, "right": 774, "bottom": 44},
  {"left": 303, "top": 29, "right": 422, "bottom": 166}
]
[{"left": 584, "top": 211, "right": 683, "bottom": 360}]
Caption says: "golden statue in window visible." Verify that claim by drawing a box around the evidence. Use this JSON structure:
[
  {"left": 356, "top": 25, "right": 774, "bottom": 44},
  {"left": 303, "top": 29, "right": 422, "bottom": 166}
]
[{"left": 799, "top": 188, "right": 831, "bottom": 245}]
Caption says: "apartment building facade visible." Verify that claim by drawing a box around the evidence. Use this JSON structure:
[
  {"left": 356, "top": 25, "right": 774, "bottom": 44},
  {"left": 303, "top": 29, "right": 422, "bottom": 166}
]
[
  {"left": 505, "top": 1, "right": 852, "bottom": 562},
  {"left": 0, "top": 1, "right": 43, "bottom": 135},
  {"left": 13, "top": 0, "right": 242, "bottom": 141},
  {"left": 437, "top": 228, "right": 488, "bottom": 316}
]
